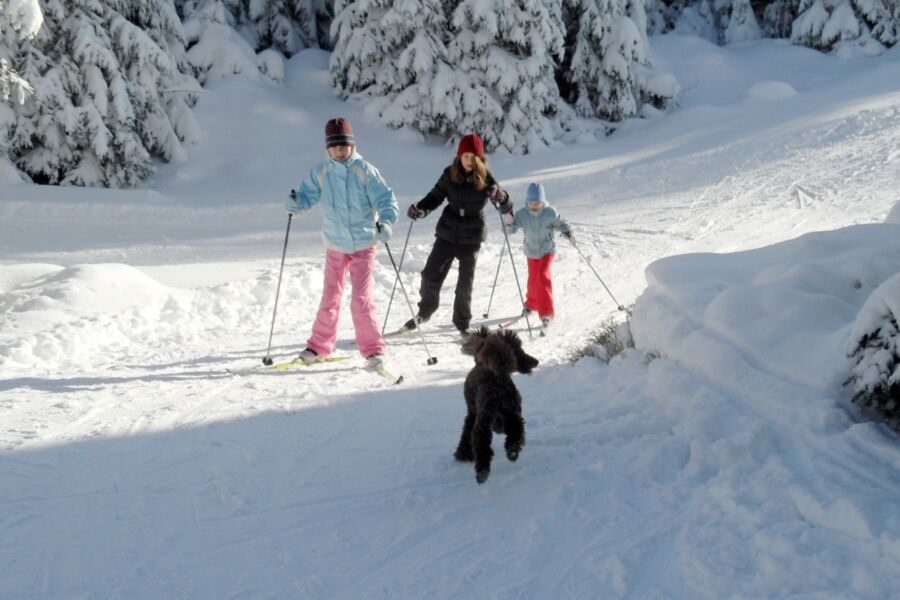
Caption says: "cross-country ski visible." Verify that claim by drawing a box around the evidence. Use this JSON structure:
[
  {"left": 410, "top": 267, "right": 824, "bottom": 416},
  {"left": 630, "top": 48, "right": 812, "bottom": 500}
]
[{"left": 226, "top": 355, "right": 352, "bottom": 376}]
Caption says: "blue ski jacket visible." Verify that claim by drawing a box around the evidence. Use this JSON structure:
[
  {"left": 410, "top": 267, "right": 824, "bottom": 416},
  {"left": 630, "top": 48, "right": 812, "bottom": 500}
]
[
  {"left": 508, "top": 201, "right": 572, "bottom": 259},
  {"left": 293, "top": 152, "right": 398, "bottom": 253}
]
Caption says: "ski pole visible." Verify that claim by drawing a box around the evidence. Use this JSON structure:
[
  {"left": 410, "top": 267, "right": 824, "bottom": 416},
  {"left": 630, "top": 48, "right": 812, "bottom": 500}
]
[
  {"left": 572, "top": 241, "right": 626, "bottom": 311},
  {"left": 262, "top": 213, "right": 293, "bottom": 365},
  {"left": 379, "top": 224, "right": 438, "bottom": 365},
  {"left": 381, "top": 220, "right": 414, "bottom": 334},
  {"left": 482, "top": 247, "right": 504, "bottom": 319},
  {"left": 495, "top": 207, "right": 534, "bottom": 339}
]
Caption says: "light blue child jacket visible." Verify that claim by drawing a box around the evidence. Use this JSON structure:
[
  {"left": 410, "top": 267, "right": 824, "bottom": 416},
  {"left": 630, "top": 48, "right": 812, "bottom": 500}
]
[
  {"left": 294, "top": 151, "right": 398, "bottom": 253},
  {"left": 508, "top": 200, "right": 572, "bottom": 259}
]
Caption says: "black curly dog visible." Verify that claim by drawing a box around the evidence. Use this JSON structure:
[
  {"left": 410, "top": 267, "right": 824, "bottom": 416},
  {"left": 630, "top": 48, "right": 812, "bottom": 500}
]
[{"left": 455, "top": 326, "right": 539, "bottom": 483}]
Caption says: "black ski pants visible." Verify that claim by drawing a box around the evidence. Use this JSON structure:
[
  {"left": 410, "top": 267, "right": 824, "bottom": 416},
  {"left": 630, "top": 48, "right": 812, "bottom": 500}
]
[{"left": 417, "top": 237, "right": 480, "bottom": 332}]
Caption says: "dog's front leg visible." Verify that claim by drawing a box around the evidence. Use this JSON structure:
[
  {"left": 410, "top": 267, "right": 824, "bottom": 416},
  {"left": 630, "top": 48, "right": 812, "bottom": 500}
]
[
  {"left": 454, "top": 413, "right": 476, "bottom": 462},
  {"left": 503, "top": 412, "right": 525, "bottom": 462},
  {"left": 472, "top": 416, "right": 494, "bottom": 484}
]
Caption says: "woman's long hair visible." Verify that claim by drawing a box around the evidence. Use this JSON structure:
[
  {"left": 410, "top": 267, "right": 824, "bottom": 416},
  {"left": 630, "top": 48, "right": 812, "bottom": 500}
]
[{"left": 450, "top": 155, "right": 487, "bottom": 190}]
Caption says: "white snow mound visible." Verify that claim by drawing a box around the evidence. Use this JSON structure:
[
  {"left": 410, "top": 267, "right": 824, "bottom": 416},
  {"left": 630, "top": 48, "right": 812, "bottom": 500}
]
[{"left": 742, "top": 80, "right": 799, "bottom": 101}]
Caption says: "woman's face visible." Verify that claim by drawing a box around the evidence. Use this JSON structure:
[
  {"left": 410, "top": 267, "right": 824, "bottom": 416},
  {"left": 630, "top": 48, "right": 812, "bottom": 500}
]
[
  {"left": 328, "top": 144, "right": 353, "bottom": 162},
  {"left": 460, "top": 152, "right": 476, "bottom": 172}
]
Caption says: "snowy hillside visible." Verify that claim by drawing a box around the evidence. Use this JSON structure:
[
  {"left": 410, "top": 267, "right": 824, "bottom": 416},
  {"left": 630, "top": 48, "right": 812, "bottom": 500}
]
[{"left": 1, "top": 36, "right": 899, "bottom": 598}]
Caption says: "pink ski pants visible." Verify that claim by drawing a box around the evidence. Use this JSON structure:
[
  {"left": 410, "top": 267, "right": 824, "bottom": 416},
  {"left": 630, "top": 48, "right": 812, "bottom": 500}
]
[{"left": 306, "top": 246, "right": 385, "bottom": 358}]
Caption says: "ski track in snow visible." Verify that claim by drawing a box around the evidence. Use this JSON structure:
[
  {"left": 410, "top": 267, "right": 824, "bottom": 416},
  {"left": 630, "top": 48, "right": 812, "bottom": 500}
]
[{"left": 1, "top": 39, "right": 900, "bottom": 598}]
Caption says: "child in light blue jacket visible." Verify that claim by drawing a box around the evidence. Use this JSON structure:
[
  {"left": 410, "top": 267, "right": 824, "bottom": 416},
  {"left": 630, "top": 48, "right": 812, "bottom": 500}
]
[
  {"left": 285, "top": 117, "right": 398, "bottom": 368},
  {"left": 505, "top": 182, "right": 573, "bottom": 328}
]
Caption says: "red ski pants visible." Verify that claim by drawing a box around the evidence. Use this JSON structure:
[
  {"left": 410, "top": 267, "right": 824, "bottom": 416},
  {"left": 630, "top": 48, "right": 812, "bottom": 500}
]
[{"left": 524, "top": 252, "right": 555, "bottom": 318}]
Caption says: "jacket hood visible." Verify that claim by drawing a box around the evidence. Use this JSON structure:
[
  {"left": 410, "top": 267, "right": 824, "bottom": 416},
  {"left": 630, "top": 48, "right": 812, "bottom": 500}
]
[{"left": 525, "top": 182, "right": 546, "bottom": 206}]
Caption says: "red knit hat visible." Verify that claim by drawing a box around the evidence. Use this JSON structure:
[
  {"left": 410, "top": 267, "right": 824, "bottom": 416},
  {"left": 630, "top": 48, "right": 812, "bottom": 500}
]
[
  {"left": 457, "top": 133, "right": 484, "bottom": 158},
  {"left": 325, "top": 117, "right": 355, "bottom": 148}
]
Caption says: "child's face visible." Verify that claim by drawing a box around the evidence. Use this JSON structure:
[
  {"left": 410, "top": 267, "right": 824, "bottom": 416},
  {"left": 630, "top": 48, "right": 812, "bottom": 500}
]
[
  {"left": 459, "top": 152, "right": 476, "bottom": 172},
  {"left": 527, "top": 200, "right": 542, "bottom": 211},
  {"left": 328, "top": 144, "right": 353, "bottom": 162}
]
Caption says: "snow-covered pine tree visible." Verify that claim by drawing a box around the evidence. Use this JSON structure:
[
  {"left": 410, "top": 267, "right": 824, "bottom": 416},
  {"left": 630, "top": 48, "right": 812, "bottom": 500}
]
[
  {"left": 330, "top": 0, "right": 410, "bottom": 97},
  {"left": 446, "top": 0, "right": 567, "bottom": 153},
  {"left": 106, "top": 0, "right": 200, "bottom": 168},
  {"left": 864, "top": 0, "right": 900, "bottom": 46},
  {"left": 846, "top": 271, "right": 900, "bottom": 430},
  {"left": 375, "top": 0, "right": 461, "bottom": 138},
  {"left": 0, "top": 0, "right": 43, "bottom": 182},
  {"left": 792, "top": 0, "right": 898, "bottom": 51},
  {"left": 330, "top": 0, "right": 467, "bottom": 141},
  {"left": 314, "top": 0, "right": 334, "bottom": 48},
  {"left": 0, "top": 0, "right": 42, "bottom": 103},
  {"left": 7, "top": 0, "right": 200, "bottom": 187},
  {"left": 643, "top": 0, "right": 671, "bottom": 35},
  {"left": 177, "top": 0, "right": 261, "bottom": 82},
  {"left": 236, "top": 0, "right": 327, "bottom": 57},
  {"left": 647, "top": 0, "right": 719, "bottom": 42},
  {"left": 793, "top": 0, "right": 857, "bottom": 49},
  {"left": 724, "top": 0, "right": 763, "bottom": 42},
  {"left": 329, "top": 0, "right": 393, "bottom": 98},
  {"left": 624, "top": 0, "right": 680, "bottom": 113},
  {"left": 762, "top": 0, "right": 802, "bottom": 38},
  {"left": 565, "top": 0, "right": 677, "bottom": 122},
  {"left": 640, "top": 0, "right": 896, "bottom": 50}
]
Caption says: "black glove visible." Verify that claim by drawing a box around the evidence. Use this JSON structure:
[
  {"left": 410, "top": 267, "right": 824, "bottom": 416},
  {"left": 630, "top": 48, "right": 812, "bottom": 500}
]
[
  {"left": 407, "top": 204, "right": 425, "bottom": 220},
  {"left": 563, "top": 231, "right": 575, "bottom": 245},
  {"left": 487, "top": 185, "right": 506, "bottom": 208}
]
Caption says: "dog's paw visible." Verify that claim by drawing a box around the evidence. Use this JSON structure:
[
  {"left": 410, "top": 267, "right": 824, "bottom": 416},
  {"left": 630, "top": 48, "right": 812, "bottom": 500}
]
[
  {"left": 454, "top": 449, "right": 474, "bottom": 462},
  {"left": 506, "top": 448, "right": 519, "bottom": 462},
  {"left": 475, "top": 468, "right": 490, "bottom": 484}
]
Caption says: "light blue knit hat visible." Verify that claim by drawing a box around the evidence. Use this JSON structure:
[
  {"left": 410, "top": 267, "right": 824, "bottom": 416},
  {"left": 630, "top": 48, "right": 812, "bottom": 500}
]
[{"left": 525, "top": 182, "right": 545, "bottom": 204}]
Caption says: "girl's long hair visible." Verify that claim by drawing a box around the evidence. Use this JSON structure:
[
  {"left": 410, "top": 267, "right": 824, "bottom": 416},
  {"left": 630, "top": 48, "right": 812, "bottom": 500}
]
[{"left": 450, "top": 155, "right": 487, "bottom": 191}]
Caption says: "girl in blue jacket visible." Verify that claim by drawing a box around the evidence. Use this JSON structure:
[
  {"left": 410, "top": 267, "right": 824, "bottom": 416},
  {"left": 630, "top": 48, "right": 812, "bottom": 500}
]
[
  {"left": 285, "top": 117, "right": 399, "bottom": 368},
  {"left": 505, "top": 182, "right": 573, "bottom": 329}
]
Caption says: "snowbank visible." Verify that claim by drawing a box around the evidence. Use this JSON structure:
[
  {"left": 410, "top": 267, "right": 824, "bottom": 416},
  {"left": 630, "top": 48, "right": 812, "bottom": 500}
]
[
  {"left": 887, "top": 199, "right": 900, "bottom": 224},
  {"left": 631, "top": 223, "right": 900, "bottom": 395}
]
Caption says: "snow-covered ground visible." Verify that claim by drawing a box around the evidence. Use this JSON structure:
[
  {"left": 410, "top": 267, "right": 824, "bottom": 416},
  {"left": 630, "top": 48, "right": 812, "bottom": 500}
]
[{"left": 1, "top": 35, "right": 899, "bottom": 598}]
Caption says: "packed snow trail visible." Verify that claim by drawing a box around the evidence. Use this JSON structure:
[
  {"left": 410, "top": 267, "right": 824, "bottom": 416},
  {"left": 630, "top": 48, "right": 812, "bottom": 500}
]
[{"left": 1, "top": 37, "right": 899, "bottom": 598}]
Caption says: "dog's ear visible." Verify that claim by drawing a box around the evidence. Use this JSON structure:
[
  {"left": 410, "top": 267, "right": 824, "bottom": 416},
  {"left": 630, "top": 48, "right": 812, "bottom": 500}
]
[
  {"left": 460, "top": 326, "right": 490, "bottom": 357},
  {"left": 496, "top": 328, "right": 517, "bottom": 349},
  {"left": 496, "top": 329, "right": 539, "bottom": 374}
]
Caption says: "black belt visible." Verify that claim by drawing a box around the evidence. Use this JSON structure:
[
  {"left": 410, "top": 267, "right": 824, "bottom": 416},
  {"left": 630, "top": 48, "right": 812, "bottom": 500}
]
[{"left": 446, "top": 204, "right": 480, "bottom": 218}]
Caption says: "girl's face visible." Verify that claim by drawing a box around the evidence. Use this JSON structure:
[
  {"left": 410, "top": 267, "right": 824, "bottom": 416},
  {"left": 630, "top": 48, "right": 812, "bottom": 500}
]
[
  {"left": 527, "top": 200, "right": 542, "bottom": 213},
  {"left": 459, "top": 152, "right": 476, "bottom": 172},
  {"left": 328, "top": 144, "right": 353, "bottom": 162}
]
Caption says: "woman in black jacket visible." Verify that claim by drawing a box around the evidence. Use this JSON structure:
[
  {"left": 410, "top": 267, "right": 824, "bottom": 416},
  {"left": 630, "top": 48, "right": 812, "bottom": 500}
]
[{"left": 402, "top": 133, "right": 512, "bottom": 335}]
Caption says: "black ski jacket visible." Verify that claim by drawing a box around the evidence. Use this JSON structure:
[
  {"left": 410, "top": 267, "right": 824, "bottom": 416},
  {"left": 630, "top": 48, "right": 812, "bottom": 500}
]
[{"left": 417, "top": 166, "right": 511, "bottom": 246}]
